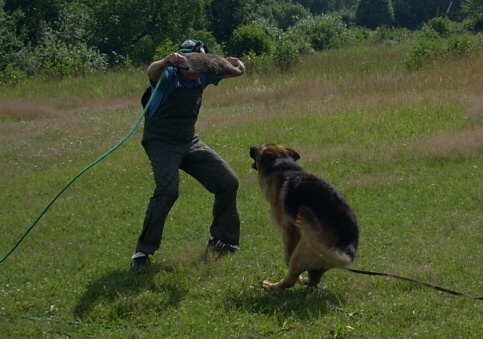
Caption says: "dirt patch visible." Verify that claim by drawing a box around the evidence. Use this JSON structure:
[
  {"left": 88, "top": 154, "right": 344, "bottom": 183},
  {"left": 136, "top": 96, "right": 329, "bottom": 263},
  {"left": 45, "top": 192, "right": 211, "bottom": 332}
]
[
  {"left": 418, "top": 126, "right": 483, "bottom": 158},
  {"left": 0, "top": 101, "right": 61, "bottom": 121}
]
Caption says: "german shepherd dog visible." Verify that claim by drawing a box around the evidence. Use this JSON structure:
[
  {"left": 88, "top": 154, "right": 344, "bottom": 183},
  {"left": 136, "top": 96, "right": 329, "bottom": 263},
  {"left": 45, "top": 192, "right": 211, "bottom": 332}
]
[{"left": 250, "top": 144, "right": 360, "bottom": 289}]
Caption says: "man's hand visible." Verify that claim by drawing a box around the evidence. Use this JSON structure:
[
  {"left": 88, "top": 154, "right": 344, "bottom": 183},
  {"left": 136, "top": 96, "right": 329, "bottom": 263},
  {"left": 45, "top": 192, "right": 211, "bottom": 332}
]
[
  {"left": 164, "top": 52, "right": 188, "bottom": 68},
  {"left": 148, "top": 53, "right": 189, "bottom": 82}
]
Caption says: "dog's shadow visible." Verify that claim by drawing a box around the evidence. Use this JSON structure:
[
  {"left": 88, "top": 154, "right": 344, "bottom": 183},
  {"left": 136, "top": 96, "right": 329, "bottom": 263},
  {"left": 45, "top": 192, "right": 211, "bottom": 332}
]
[
  {"left": 73, "top": 254, "right": 345, "bottom": 322},
  {"left": 225, "top": 283, "right": 345, "bottom": 320}
]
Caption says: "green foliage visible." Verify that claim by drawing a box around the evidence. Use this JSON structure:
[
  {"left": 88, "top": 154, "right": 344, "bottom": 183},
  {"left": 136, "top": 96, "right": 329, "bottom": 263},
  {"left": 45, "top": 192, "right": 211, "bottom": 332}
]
[
  {"left": 293, "top": 0, "right": 331, "bottom": 14},
  {"left": 271, "top": 35, "right": 301, "bottom": 71},
  {"left": 226, "top": 24, "right": 274, "bottom": 57},
  {"left": 463, "top": 0, "right": 483, "bottom": 31},
  {"left": 403, "top": 32, "right": 481, "bottom": 70},
  {"left": 289, "top": 14, "right": 352, "bottom": 51},
  {"left": 392, "top": 0, "right": 439, "bottom": 29},
  {"left": 1, "top": 1, "right": 107, "bottom": 78},
  {"left": 0, "top": 63, "right": 27, "bottom": 85},
  {"left": 427, "top": 17, "right": 453, "bottom": 37},
  {"left": 241, "top": 52, "right": 276, "bottom": 74},
  {"left": 0, "top": 0, "right": 24, "bottom": 72},
  {"left": 367, "top": 26, "right": 413, "bottom": 45},
  {"left": 152, "top": 31, "right": 222, "bottom": 61},
  {"left": 0, "top": 0, "right": 482, "bottom": 82},
  {"left": 87, "top": 0, "right": 209, "bottom": 65},
  {"left": 210, "top": 0, "right": 247, "bottom": 42},
  {"left": 184, "top": 29, "right": 223, "bottom": 55},
  {"left": 462, "top": 0, "right": 483, "bottom": 20},
  {"left": 36, "top": 37, "right": 108, "bottom": 78},
  {"left": 355, "top": 0, "right": 395, "bottom": 29},
  {"left": 249, "top": 0, "right": 311, "bottom": 31}
]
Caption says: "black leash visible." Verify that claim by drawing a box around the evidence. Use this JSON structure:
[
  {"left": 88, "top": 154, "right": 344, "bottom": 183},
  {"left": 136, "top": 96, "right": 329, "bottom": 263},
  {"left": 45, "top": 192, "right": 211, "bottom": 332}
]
[{"left": 345, "top": 268, "right": 483, "bottom": 301}]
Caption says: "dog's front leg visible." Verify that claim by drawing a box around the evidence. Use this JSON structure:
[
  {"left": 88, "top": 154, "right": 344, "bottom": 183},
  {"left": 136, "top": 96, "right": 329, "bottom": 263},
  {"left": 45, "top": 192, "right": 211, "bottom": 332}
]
[
  {"left": 281, "top": 223, "right": 300, "bottom": 267},
  {"left": 262, "top": 240, "right": 306, "bottom": 290},
  {"left": 262, "top": 270, "right": 301, "bottom": 290}
]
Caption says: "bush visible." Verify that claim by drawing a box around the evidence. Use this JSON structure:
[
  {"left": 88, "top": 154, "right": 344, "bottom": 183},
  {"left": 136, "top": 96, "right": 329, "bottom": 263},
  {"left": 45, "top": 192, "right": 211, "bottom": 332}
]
[
  {"left": 226, "top": 25, "right": 273, "bottom": 57},
  {"left": 463, "top": 17, "right": 483, "bottom": 32},
  {"left": 271, "top": 36, "right": 300, "bottom": 71},
  {"left": 403, "top": 33, "right": 481, "bottom": 71},
  {"left": 241, "top": 52, "right": 276, "bottom": 75},
  {"left": 0, "top": 63, "right": 27, "bottom": 86},
  {"left": 288, "top": 14, "right": 351, "bottom": 51},
  {"left": 446, "top": 34, "right": 479, "bottom": 55},
  {"left": 153, "top": 39, "right": 180, "bottom": 61},
  {"left": 426, "top": 17, "right": 453, "bottom": 37},
  {"left": 367, "top": 26, "right": 413, "bottom": 45},
  {"left": 36, "top": 35, "right": 108, "bottom": 77}
]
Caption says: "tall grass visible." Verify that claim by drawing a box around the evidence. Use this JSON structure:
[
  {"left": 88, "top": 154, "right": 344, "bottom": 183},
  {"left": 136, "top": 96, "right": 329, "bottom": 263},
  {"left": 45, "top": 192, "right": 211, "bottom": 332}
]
[{"left": 1, "top": 43, "right": 483, "bottom": 338}]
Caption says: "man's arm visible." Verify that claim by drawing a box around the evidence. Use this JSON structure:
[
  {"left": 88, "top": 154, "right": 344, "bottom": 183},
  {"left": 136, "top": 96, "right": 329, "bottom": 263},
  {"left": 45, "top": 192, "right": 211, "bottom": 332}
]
[{"left": 147, "top": 53, "right": 188, "bottom": 82}]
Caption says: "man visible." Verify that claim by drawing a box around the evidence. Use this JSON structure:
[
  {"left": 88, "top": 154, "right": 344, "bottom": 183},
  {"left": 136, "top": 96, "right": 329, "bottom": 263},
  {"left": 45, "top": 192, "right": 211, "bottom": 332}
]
[{"left": 132, "top": 39, "right": 245, "bottom": 268}]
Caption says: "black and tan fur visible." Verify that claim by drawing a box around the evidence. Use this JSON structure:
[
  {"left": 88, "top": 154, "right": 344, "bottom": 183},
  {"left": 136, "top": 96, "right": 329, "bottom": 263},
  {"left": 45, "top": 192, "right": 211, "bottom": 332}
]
[{"left": 250, "top": 144, "right": 360, "bottom": 289}]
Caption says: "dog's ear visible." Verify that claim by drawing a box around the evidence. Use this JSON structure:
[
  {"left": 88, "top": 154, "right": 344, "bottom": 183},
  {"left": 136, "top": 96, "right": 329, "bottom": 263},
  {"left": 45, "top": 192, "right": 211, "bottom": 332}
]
[{"left": 287, "top": 148, "right": 301, "bottom": 161}]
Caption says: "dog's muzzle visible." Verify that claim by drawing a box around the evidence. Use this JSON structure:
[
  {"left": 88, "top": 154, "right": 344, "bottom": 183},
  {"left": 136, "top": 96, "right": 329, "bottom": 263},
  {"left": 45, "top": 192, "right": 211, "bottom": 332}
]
[{"left": 249, "top": 146, "right": 260, "bottom": 170}]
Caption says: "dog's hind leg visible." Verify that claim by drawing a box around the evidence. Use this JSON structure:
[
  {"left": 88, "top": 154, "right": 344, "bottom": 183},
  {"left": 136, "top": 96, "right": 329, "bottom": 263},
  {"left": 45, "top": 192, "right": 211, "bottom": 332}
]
[{"left": 303, "top": 269, "right": 327, "bottom": 288}]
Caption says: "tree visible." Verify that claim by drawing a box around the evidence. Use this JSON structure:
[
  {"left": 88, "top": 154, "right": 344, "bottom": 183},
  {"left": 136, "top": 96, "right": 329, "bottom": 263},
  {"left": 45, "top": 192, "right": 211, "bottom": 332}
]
[
  {"left": 392, "top": 0, "right": 462, "bottom": 29},
  {"left": 249, "top": 0, "right": 311, "bottom": 31},
  {"left": 354, "top": 0, "right": 395, "bottom": 29},
  {"left": 84, "top": 0, "right": 210, "bottom": 64},
  {"left": 3, "top": 0, "right": 68, "bottom": 47},
  {"left": 462, "top": 0, "right": 483, "bottom": 30},
  {"left": 209, "top": 0, "right": 248, "bottom": 42}
]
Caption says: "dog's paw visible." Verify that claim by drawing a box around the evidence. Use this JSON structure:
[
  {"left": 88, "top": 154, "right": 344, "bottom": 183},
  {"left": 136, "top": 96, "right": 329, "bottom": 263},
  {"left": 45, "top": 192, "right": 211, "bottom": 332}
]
[
  {"left": 261, "top": 280, "right": 278, "bottom": 289},
  {"left": 298, "top": 275, "right": 308, "bottom": 284}
]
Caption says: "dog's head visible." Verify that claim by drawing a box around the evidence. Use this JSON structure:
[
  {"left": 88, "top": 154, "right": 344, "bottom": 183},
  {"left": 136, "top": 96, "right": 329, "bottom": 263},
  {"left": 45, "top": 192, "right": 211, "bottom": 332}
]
[{"left": 249, "top": 144, "right": 301, "bottom": 171}]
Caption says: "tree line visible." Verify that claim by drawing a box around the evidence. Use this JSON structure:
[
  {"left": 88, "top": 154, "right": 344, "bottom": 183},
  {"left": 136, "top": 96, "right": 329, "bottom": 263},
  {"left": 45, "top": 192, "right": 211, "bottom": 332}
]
[{"left": 1, "top": 0, "right": 482, "bottom": 84}]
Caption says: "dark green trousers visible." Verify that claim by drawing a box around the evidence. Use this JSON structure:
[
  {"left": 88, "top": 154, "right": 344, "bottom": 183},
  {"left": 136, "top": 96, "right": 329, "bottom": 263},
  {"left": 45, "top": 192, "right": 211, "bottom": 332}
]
[{"left": 136, "top": 135, "right": 240, "bottom": 255}]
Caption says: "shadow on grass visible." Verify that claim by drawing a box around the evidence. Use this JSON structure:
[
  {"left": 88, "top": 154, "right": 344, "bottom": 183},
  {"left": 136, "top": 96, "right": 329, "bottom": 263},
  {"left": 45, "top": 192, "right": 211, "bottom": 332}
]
[
  {"left": 73, "top": 262, "right": 187, "bottom": 321},
  {"left": 225, "top": 284, "right": 345, "bottom": 320}
]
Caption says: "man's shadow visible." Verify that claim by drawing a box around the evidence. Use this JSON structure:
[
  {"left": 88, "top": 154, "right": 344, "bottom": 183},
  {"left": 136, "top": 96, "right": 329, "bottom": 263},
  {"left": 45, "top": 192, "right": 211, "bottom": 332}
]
[
  {"left": 72, "top": 251, "right": 227, "bottom": 320},
  {"left": 73, "top": 252, "right": 345, "bottom": 322},
  {"left": 73, "top": 262, "right": 186, "bottom": 320}
]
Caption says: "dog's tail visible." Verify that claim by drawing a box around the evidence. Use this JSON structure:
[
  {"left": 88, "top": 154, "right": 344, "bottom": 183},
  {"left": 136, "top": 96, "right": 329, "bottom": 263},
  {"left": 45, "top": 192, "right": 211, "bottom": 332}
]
[{"left": 295, "top": 207, "right": 356, "bottom": 268}]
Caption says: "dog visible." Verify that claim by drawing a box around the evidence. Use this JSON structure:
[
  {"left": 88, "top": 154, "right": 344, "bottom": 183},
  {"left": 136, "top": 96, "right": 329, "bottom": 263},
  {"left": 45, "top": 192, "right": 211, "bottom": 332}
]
[{"left": 249, "top": 144, "right": 360, "bottom": 289}]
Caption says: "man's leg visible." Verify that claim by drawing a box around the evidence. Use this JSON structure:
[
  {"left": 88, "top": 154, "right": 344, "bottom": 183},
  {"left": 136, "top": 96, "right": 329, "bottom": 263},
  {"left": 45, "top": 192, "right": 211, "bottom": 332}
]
[
  {"left": 136, "top": 140, "right": 186, "bottom": 255},
  {"left": 180, "top": 139, "right": 240, "bottom": 246}
]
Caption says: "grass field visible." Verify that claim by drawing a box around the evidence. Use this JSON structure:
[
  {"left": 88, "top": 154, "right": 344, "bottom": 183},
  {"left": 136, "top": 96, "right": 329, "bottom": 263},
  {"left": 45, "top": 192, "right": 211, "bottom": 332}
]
[{"left": 1, "top": 44, "right": 483, "bottom": 338}]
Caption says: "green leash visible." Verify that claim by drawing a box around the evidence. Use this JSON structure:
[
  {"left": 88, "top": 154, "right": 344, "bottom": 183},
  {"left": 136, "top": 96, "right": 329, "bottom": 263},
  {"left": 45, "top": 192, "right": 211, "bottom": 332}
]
[{"left": 0, "top": 70, "right": 166, "bottom": 264}]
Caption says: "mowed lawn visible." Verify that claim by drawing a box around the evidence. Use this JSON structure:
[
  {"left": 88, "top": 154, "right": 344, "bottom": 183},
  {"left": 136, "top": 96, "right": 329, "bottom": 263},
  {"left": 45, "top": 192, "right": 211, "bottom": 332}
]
[{"left": 1, "top": 44, "right": 483, "bottom": 338}]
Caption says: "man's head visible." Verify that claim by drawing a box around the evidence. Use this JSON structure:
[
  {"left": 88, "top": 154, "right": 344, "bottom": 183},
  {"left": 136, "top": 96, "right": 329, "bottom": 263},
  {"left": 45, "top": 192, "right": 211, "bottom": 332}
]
[
  {"left": 178, "top": 39, "right": 208, "bottom": 54},
  {"left": 177, "top": 40, "right": 208, "bottom": 80}
]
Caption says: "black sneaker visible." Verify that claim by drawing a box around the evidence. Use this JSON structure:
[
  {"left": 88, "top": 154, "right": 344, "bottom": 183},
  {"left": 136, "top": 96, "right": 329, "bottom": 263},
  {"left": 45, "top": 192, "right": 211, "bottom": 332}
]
[
  {"left": 208, "top": 237, "right": 240, "bottom": 253},
  {"left": 131, "top": 255, "right": 150, "bottom": 269}
]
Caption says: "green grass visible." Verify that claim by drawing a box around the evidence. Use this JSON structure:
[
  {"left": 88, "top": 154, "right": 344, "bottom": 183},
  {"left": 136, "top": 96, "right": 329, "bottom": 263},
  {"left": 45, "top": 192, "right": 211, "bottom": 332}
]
[{"left": 1, "top": 44, "right": 483, "bottom": 338}]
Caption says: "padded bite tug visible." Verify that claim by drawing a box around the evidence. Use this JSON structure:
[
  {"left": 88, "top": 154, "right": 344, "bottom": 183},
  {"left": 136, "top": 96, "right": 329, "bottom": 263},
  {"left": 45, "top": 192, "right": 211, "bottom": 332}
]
[{"left": 182, "top": 53, "right": 243, "bottom": 76}]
